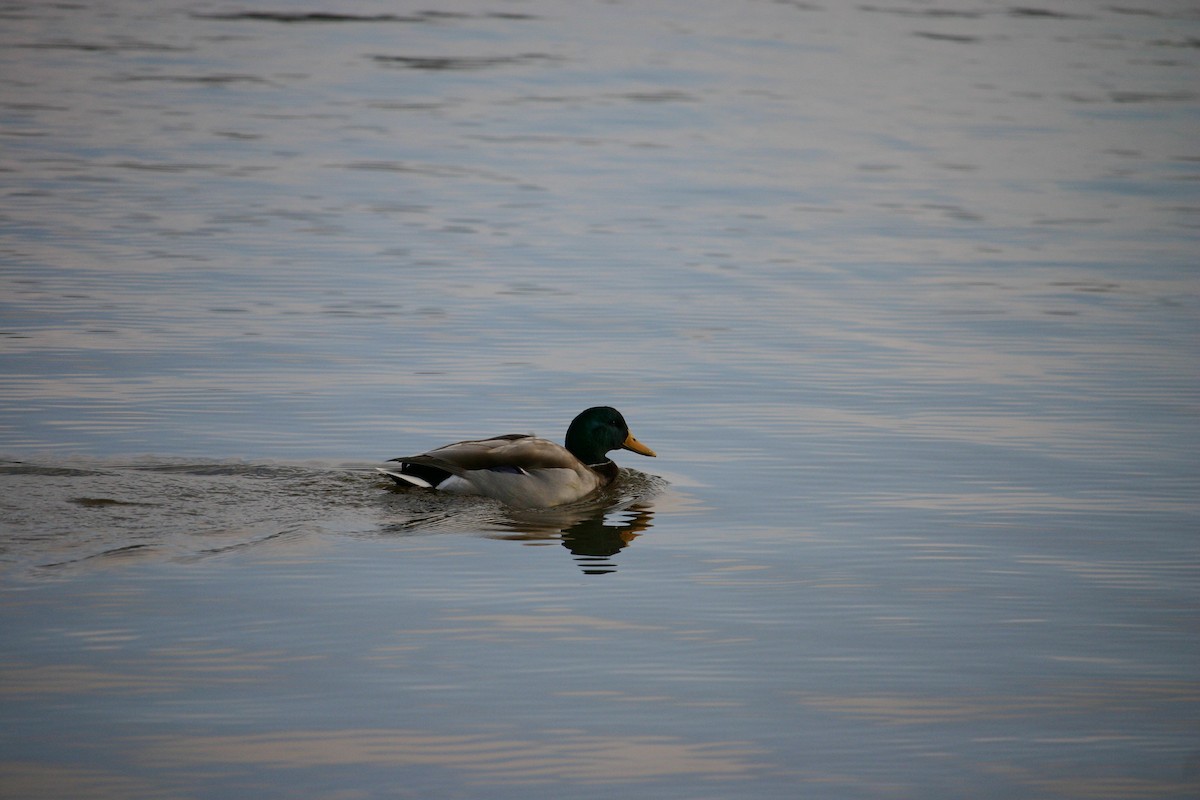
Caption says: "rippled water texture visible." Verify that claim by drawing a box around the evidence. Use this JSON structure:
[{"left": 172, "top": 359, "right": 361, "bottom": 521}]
[{"left": 2, "top": 1, "right": 1198, "bottom": 798}]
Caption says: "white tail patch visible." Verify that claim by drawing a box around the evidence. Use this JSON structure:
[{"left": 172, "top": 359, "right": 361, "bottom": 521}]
[{"left": 376, "top": 467, "right": 433, "bottom": 489}]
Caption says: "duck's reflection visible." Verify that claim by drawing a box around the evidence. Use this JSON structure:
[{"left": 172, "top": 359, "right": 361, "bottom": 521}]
[
  {"left": 492, "top": 503, "right": 655, "bottom": 575},
  {"left": 378, "top": 471, "right": 663, "bottom": 575}
]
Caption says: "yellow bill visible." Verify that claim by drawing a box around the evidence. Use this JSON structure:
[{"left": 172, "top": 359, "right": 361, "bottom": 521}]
[{"left": 622, "top": 431, "right": 657, "bottom": 457}]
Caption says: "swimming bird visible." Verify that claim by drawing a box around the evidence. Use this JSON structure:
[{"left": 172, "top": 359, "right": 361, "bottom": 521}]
[{"left": 378, "top": 406, "right": 656, "bottom": 508}]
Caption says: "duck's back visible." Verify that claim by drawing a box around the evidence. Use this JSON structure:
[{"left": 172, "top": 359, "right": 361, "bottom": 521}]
[{"left": 388, "top": 433, "right": 605, "bottom": 508}]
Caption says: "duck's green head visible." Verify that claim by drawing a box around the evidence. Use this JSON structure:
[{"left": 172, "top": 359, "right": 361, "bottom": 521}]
[{"left": 565, "top": 406, "right": 657, "bottom": 465}]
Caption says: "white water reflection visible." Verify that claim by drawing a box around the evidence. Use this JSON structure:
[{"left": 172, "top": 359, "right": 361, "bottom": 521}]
[{"left": 137, "top": 728, "right": 764, "bottom": 782}]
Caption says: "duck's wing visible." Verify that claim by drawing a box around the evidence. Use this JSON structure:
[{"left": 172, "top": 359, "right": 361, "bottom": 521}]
[
  {"left": 390, "top": 434, "right": 581, "bottom": 477},
  {"left": 385, "top": 434, "right": 603, "bottom": 507}
]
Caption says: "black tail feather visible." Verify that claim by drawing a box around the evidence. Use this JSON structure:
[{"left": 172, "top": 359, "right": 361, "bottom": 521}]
[{"left": 385, "top": 461, "right": 453, "bottom": 488}]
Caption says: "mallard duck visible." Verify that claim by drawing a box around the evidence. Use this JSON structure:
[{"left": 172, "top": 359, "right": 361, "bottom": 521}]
[{"left": 378, "top": 406, "right": 656, "bottom": 508}]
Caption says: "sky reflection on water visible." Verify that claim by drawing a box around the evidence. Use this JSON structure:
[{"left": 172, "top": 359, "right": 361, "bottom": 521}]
[{"left": 2, "top": 0, "right": 1199, "bottom": 798}]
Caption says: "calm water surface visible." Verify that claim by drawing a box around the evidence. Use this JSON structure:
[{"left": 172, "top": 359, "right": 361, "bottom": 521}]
[{"left": 2, "top": 1, "right": 1198, "bottom": 798}]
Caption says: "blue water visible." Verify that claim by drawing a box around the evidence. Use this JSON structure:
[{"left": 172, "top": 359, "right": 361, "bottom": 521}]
[{"left": 2, "top": 1, "right": 1198, "bottom": 798}]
